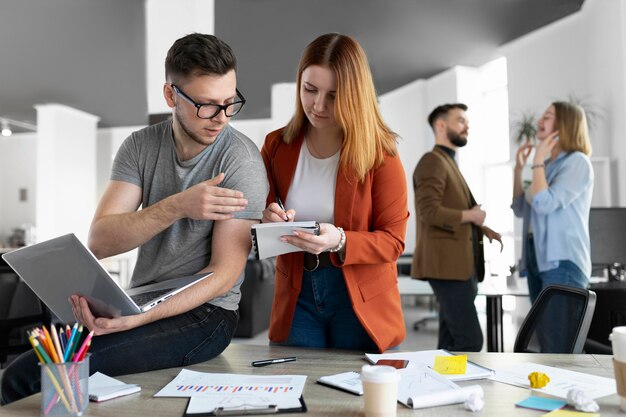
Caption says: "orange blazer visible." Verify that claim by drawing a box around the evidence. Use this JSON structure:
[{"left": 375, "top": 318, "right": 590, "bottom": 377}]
[{"left": 260, "top": 129, "right": 409, "bottom": 352}]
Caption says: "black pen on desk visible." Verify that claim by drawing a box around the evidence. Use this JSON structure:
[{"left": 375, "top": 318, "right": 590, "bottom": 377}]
[
  {"left": 251, "top": 357, "right": 297, "bottom": 367},
  {"left": 276, "top": 196, "right": 289, "bottom": 222}
]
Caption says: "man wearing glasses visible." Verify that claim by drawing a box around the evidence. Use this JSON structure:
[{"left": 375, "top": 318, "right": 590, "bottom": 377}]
[{"left": 1, "top": 33, "right": 268, "bottom": 404}]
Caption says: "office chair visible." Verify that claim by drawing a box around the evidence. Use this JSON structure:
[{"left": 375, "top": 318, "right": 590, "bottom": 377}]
[
  {"left": 514, "top": 284, "right": 596, "bottom": 354},
  {"left": 0, "top": 272, "right": 50, "bottom": 368}
]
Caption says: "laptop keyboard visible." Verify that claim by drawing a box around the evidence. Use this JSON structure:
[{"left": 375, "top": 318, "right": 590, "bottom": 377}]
[{"left": 130, "top": 288, "right": 174, "bottom": 306}]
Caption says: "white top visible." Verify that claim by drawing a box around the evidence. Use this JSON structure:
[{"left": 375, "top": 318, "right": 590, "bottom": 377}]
[{"left": 285, "top": 140, "right": 339, "bottom": 224}]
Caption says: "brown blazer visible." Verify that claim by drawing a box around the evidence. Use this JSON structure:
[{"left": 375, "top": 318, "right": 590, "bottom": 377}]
[
  {"left": 410, "top": 146, "right": 484, "bottom": 281},
  {"left": 261, "top": 129, "right": 409, "bottom": 352}
]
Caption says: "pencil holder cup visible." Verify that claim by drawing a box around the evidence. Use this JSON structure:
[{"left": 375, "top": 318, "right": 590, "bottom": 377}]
[{"left": 40, "top": 355, "right": 89, "bottom": 416}]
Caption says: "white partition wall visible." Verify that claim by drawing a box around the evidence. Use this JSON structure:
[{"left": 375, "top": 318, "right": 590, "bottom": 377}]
[
  {"left": 35, "top": 104, "right": 99, "bottom": 243},
  {"left": 271, "top": 83, "right": 297, "bottom": 132},
  {"left": 378, "top": 79, "right": 428, "bottom": 255},
  {"left": 146, "top": 0, "right": 215, "bottom": 115},
  {"left": 0, "top": 133, "right": 37, "bottom": 242}
]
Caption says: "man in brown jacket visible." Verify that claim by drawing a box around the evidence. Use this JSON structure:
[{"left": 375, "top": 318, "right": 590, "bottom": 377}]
[{"left": 411, "top": 103, "right": 501, "bottom": 351}]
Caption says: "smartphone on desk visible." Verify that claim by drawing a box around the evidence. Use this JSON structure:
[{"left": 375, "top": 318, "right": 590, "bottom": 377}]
[{"left": 375, "top": 359, "right": 408, "bottom": 369}]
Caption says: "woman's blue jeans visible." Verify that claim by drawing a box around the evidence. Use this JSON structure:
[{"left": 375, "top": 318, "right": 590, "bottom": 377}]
[
  {"left": 525, "top": 236, "right": 588, "bottom": 353},
  {"left": 282, "top": 266, "right": 378, "bottom": 352},
  {"left": 1, "top": 303, "right": 237, "bottom": 405},
  {"left": 526, "top": 236, "right": 588, "bottom": 303}
]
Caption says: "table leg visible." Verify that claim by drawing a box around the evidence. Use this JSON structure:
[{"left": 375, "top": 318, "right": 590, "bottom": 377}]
[{"left": 486, "top": 295, "right": 504, "bottom": 352}]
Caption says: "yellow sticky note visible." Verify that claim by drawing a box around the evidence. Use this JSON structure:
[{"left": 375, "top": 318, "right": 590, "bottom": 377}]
[
  {"left": 541, "top": 410, "right": 599, "bottom": 417},
  {"left": 433, "top": 354, "right": 467, "bottom": 374}
]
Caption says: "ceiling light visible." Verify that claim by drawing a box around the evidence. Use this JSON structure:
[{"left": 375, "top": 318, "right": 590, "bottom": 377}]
[
  {"left": 0, "top": 117, "right": 37, "bottom": 137},
  {"left": 1, "top": 120, "right": 11, "bottom": 137}
]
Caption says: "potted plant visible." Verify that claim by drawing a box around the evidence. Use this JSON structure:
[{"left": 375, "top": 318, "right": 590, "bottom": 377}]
[{"left": 511, "top": 110, "right": 537, "bottom": 145}]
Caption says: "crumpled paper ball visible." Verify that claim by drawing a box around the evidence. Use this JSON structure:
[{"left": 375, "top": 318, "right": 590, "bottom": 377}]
[
  {"left": 528, "top": 371, "right": 550, "bottom": 388},
  {"left": 464, "top": 392, "right": 484, "bottom": 412},
  {"left": 567, "top": 388, "right": 599, "bottom": 412}
]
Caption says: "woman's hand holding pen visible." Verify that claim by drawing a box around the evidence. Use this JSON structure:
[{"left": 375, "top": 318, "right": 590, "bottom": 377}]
[{"left": 262, "top": 202, "right": 295, "bottom": 223}]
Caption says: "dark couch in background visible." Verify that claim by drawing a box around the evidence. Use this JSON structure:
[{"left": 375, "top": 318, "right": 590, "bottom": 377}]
[{"left": 235, "top": 257, "right": 276, "bottom": 338}]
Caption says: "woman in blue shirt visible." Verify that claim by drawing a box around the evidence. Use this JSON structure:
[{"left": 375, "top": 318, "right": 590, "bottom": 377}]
[{"left": 512, "top": 101, "right": 594, "bottom": 304}]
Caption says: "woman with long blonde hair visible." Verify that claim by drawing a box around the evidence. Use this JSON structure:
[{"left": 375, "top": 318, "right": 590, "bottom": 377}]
[
  {"left": 512, "top": 101, "right": 594, "bottom": 351},
  {"left": 261, "top": 33, "right": 408, "bottom": 352}
]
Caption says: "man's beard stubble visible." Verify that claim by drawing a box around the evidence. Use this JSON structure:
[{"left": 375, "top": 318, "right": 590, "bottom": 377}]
[{"left": 447, "top": 129, "right": 468, "bottom": 148}]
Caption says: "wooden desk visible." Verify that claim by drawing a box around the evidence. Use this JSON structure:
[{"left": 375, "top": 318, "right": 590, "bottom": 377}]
[
  {"left": 398, "top": 276, "right": 528, "bottom": 352},
  {"left": 0, "top": 344, "right": 621, "bottom": 416}
]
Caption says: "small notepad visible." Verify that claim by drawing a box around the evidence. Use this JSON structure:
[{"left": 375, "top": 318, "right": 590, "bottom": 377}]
[
  {"left": 317, "top": 371, "right": 363, "bottom": 395},
  {"left": 88, "top": 372, "right": 141, "bottom": 402},
  {"left": 251, "top": 221, "right": 320, "bottom": 259}
]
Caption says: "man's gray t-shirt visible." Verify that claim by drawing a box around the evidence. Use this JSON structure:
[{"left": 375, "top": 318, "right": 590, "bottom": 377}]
[{"left": 110, "top": 120, "right": 268, "bottom": 311}]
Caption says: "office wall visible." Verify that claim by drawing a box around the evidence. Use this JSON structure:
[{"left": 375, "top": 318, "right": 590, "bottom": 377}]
[
  {"left": 96, "top": 126, "right": 145, "bottom": 200},
  {"left": 378, "top": 79, "right": 428, "bottom": 256},
  {"left": 35, "top": 104, "right": 99, "bottom": 243},
  {"left": 0, "top": 133, "right": 37, "bottom": 243},
  {"left": 502, "top": 0, "right": 626, "bottom": 205},
  {"left": 146, "top": 0, "right": 215, "bottom": 115},
  {"left": 379, "top": 67, "right": 489, "bottom": 255}
]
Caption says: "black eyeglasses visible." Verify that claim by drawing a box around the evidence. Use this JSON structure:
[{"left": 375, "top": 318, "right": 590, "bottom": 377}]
[{"left": 171, "top": 84, "right": 246, "bottom": 119}]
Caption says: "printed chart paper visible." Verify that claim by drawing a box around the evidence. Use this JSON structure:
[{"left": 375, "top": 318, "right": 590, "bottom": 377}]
[{"left": 154, "top": 369, "right": 306, "bottom": 399}]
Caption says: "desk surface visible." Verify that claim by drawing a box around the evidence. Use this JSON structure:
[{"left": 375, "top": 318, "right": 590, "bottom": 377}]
[
  {"left": 0, "top": 344, "right": 621, "bottom": 416},
  {"left": 397, "top": 275, "right": 529, "bottom": 297}
]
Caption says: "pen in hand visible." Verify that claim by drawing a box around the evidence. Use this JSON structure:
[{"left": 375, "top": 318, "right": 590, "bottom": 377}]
[
  {"left": 251, "top": 357, "right": 297, "bottom": 367},
  {"left": 276, "top": 197, "right": 289, "bottom": 222}
]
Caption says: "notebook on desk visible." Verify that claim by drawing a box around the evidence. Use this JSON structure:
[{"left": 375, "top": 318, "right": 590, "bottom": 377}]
[{"left": 2, "top": 233, "right": 211, "bottom": 323}]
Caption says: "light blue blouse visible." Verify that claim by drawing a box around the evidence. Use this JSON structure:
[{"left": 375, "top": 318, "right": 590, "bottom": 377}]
[{"left": 511, "top": 151, "right": 594, "bottom": 276}]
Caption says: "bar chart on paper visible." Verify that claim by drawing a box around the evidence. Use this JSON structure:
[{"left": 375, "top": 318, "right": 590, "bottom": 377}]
[
  {"left": 155, "top": 369, "right": 307, "bottom": 398},
  {"left": 176, "top": 384, "right": 297, "bottom": 394}
]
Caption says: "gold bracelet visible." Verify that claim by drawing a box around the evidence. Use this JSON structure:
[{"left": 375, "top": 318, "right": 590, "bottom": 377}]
[{"left": 531, "top": 164, "right": 545, "bottom": 169}]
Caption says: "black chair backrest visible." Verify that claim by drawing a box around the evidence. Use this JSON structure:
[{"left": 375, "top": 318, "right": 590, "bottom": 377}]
[{"left": 514, "top": 284, "right": 596, "bottom": 354}]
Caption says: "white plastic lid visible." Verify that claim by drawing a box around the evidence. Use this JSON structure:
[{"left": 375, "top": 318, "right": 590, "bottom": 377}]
[
  {"left": 609, "top": 326, "right": 626, "bottom": 340},
  {"left": 360, "top": 365, "right": 401, "bottom": 383}
]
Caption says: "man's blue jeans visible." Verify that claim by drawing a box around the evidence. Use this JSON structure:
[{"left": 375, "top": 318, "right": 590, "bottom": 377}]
[
  {"left": 1, "top": 303, "right": 237, "bottom": 405},
  {"left": 282, "top": 266, "right": 379, "bottom": 352}
]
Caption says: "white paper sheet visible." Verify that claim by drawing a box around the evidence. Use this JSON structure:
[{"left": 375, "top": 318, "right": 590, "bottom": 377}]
[
  {"left": 489, "top": 362, "right": 616, "bottom": 399},
  {"left": 154, "top": 369, "right": 306, "bottom": 399},
  {"left": 317, "top": 371, "right": 363, "bottom": 395},
  {"left": 88, "top": 372, "right": 141, "bottom": 402},
  {"left": 185, "top": 396, "right": 303, "bottom": 414},
  {"left": 365, "top": 349, "right": 494, "bottom": 381},
  {"left": 396, "top": 365, "right": 463, "bottom": 408}
]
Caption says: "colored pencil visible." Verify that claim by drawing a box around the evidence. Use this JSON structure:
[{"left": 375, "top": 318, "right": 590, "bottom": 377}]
[
  {"left": 73, "top": 331, "right": 94, "bottom": 362},
  {"left": 63, "top": 324, "right": 79, "bottom": 362},
  {"left": 30, "top": 338, "right": 71, "bottom": 413}
]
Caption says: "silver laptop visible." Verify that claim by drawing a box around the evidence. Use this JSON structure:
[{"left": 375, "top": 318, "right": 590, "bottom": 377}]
[{"left": 1, "top": 233, "right": 212, "bottom": 323}]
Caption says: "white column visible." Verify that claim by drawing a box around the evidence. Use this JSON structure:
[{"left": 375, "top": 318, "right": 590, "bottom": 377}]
[
  {"left": 35, "top": 104, "right": 100, "bottom": 243},
  {"left": 146, "top": 0, "right": 215, "bottom": 116},
  {"left": 271, "top": 83, "right": 297, "bottom": 130}
]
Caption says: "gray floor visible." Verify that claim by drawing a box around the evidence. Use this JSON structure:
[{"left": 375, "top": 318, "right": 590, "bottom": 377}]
[{"left": 232, "top": 294, "right": 529, "bottom": 352}]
